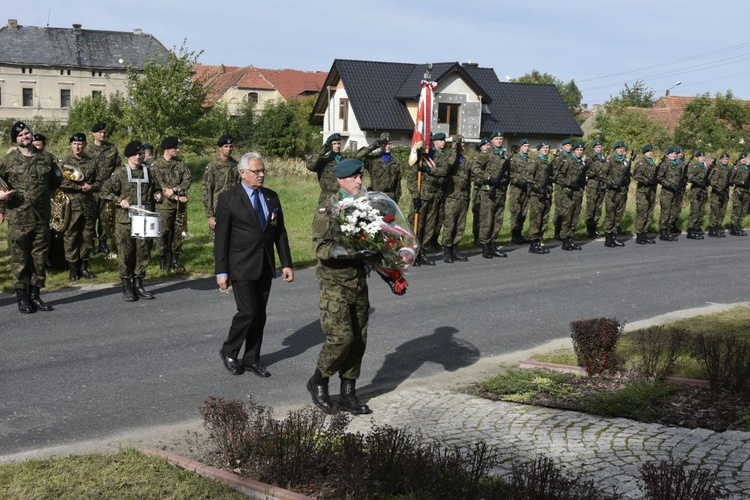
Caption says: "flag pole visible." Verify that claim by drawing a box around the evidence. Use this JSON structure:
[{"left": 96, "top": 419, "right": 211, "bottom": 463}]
[{"left": 412, "top": 64, "right": 433, "bottom": 236}]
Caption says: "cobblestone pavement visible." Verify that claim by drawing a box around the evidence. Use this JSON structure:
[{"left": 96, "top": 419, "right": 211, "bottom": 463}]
[{"left": 347, "top": 388, "right": 750, "bottom": 499}]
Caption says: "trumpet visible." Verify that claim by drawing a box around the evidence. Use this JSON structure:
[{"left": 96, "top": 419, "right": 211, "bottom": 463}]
[{"left": 61, "top": 163, "right": 84, "bottom": 182}]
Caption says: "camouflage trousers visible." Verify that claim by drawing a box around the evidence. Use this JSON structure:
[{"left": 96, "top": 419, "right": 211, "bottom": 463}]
[
  {"left": 316, "top": 281, "right": 370, "bottom": 380},
  {"left": 156, "top": 208, "right": 185, "bottom": 257},
  {"left": 411, "top": 194, "right": 439, "bottom": 247},
  {"left": 634, "top": 188, "right": 656, "bottom": 233},
  {"left": 471, "top": 187, "right": 481, "bottom": 241},
  {"left": 7, "top": 220, "right": 49, "bottom": 290},
  {"left": 114, "top": 221, "right": 151, "bottom": 279},
  {"left": 584, "top": 182, "right": 606, "bottom": 226},
  {"left": 552, "top": 184, "right": 564, "bottom": 230},
  {"left": 671, "top": 189, "right": 685, "bottom": 226},
  {"left": 659, "top": 189, "right": 679, "bottom": 229},
  {"left": 709, "top": 192, "right": 729, "bottom": 228},
  {"left": 508, "top": 185, "right": 529, "bottom": 232},
  {"left": 441, "top": 194, "right": 469, "bottom": 246},
  {"left": 527, "top": 193, "right": 551, "bottom": 241},
  {"left": 730, "top": 188, "right": 750, "bottom": 226},
  {"left": 476, "top": 189, "right": 505, "bottom": 246},
  {"left": 559, "top": 188, "right": 583, "bottom": 239},
  {"left": 64, "top": 200, "right": 97, "bottom": 262},
  {"left": 603, "top": 190, "right": 627, "bottom": 233},
  {"left": 687, "top": 188, "right": 708, "bottom": 229}
]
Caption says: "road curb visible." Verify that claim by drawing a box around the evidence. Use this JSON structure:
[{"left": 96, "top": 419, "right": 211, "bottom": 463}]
[{"left": 141, "top": 447, "right": 313, "bottom": 499}]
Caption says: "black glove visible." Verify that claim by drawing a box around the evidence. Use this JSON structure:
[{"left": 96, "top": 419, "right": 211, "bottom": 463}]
[
  {"left": 355, "top": 249, "right": 382, "bottom": 262},
  {"left": 372, "top": 140, "right": 383, "bottom": 149},
  {"left": 418, "top": 164, "right": 431, "bottom": 174},
  {"left": 412, "top": 197, "right": 422, "bottom": 211}
]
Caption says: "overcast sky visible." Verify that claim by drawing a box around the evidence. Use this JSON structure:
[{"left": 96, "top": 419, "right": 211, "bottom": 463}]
[{"left": 14, "top": 0, "right": 750, "bottom": 106}]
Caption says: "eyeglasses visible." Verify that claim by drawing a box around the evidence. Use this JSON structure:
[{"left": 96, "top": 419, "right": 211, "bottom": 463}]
[{"left": 242, "top": 168, "right": 266, "bottom": 175}]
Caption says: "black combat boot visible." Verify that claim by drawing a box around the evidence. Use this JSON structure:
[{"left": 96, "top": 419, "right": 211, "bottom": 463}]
[
  {"left": 569, "top": 237, "right": 582, "bottom": 250},
  {"left": 451, "top": 245, "right": 468, "bottom": 262},
  {"left": 510, "top": 228, "right": 525, "bottom": 245},
  {"left": 79, "top": 260, "right": 96, "bottom": 279},
  {"left": 670, "top": 224, "right": 681, "bottom": 235},
  {"left": 490, "top": 241, "right": 507, "bottom": 257},
  {"left": 306, "top": 370, "right": 334, "bottom": 414},
  {"left": 643, "top": 232, "right": 656, "bottom": 244},
  {"left": 133, "top": 277, "right": 154, "bottom": 300},
  {"left": 481, "top": 244, "right": 493, "bottom": 259},
  {"left": 68, "top": 261, "right": 80, "bottom": 282},
  {"left": 16, "top": 289, "right": 35, "bottom": 314},
  {"left": 122, "top": 278, "right": 138, "bottom": 302},
  {"left": 529, "top": 240, "right": 545, "bottom": 254},
  {"left": 29, "top": 286, "right": 53, "bottom": 311},
  {"left": 416, "top": 250, "right": 434, "bottom": 266},
  {"left": 442, "top": 245, "right": 453, "bottom": 263},
  {"left": 635, "top": 233, "right": 645, "bottom": 245},
  {"left": 158, "top": 255, "right": 169, "bottom": 271},
  {"left": 562, "top": 237, "right": 574, "bottom": 250},
  {"left": 99, "top": 238, "right": 110, "bottom": 255},
  {"left": 686, "top": 229, "right": 701, "bottom": 240},
  {"left": 604, "top": 233, "right": 615, "bottom": 247},
  {"left": 338, "top": 379, "right": 372, "bottom": 415}
]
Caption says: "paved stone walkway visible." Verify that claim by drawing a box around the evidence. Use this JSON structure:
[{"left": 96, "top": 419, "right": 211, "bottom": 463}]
[{"left": 347, "top": 388, "right": 750, "bottom": 499}]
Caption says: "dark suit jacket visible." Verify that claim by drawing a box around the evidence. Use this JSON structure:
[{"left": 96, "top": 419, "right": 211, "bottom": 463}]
[{"left": 214, "top": 184, "right": 292, "bottom": 280}]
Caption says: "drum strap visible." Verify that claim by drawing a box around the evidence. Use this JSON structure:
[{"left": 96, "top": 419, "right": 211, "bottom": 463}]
[{"left": 127, "top": 164, "right": 150, "bottom": 209}]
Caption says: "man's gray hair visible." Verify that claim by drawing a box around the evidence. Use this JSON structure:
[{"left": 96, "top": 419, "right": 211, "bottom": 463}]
[{"left": 238, "top": 151, "right": 265, "bottom": 172}]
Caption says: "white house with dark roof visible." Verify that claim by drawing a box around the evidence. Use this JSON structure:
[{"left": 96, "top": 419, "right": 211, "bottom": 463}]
[
  {"left": 0, "top": 19, "right": 170, "bottom": 123},
  {"left": 310, "top": 59, "right": 583, "bottom": 152}
]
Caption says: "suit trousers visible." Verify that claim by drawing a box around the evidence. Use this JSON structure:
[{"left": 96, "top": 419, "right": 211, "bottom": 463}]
[{"left": 223, "top": 263, "right": 273, "bottom": 365}]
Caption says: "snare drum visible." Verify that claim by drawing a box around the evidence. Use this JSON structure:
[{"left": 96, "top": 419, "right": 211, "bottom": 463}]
[{"left": 131, "top": 214, "right": 162, "bottom": 239}]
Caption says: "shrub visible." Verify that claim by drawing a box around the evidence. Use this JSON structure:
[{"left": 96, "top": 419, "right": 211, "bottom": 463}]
[
  {"left": 511, "top": 455, "right": 613, "bottom": 499},
  {"left": 630, "top": 326, "right": 688, "bottom": 381},
  {"left": 639, "top": 459, "right": 726, "bottom": 499},
  {"left": 690, "top": 332, "right": 750, "bottom": 393},
  {"left": 582, "top": 380, "right": 676, "bottom": 422},
  {"left": 570, "top": 318, "right": 623, "bottom": 376}
]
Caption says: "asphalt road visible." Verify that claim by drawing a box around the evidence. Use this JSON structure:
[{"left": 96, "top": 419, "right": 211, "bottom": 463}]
[{"left": 2, "top": 234, "right": 749, "bottom": 457}]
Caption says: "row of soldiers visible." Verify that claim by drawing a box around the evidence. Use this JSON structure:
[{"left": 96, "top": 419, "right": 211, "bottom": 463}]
[{"left": 306, "top": 131, "right": 750, "bottom": 264}]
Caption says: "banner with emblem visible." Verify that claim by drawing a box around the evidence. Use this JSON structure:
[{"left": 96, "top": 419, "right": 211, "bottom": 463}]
[{"left": 409, "top": 79, "right": 438, "bottom": 167}]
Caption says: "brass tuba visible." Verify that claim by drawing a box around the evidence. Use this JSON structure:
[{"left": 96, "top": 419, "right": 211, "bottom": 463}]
[
  {"left": 50, "top": 189, "right": 71, "bottom": 232},
  {"left": 61, "top": 163, "right": 84, "bottom": 182}
]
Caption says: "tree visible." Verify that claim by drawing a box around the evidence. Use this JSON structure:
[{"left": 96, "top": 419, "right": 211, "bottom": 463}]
[
  {"left": 607, "top": 80, "right": 656, "bottom": 108},
  {"left": 674, "top": 91, "right": 750, "bottom": 151},
  {"left": 513, "top": 70, "right": 582, "bottom": 111},
  {"left": 232, "top": 99, "right": 256, "bottom": 149},
  {"left": 252, "top": 96, "right": 320, "bottom": 159},
  {"left": 67, "top": 92, "right": 127, "bottom": 138},
  {"left": 592, "top": 106, "right": 672, "bottom": 153}
]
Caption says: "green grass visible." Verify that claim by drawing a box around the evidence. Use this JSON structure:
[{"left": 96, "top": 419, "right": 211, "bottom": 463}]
[
  {"left": 582, "top": 381, "right": 676, "bottom": 422},
  {"left": 481, "top": 368, "right": 576, "bottom": 403},
  {"left": 0, "top": 448, "right": 246, "bottom": 499}
]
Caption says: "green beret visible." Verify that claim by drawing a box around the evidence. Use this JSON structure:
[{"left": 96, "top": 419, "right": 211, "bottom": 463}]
[
  {"left": 593, "top": 141, "right": 603, "bottom": 147},
  {"left": 326, "top": 133, "right": 341, "bottom": 144},
  {"left": 573, "top": 142, "right": 585, "bottom": 149},
  {"left": 641, "top": 144, "right": 653, "bottom": 153},
  {"left": 561, "top": 138, "right": 572, "bottom": 146},
  {"left": 518, "top": 138, "right": 529, "bottom": 146},
  {"left": 142, "top": 143, "right": 154, "bottom": 151},
  {"left": 720, "top": 152, "right": 730, "bottom": 159},
  {"left": 614, "top": 140, "right": 626, "bottom": 149},
  {"left": 432, "top": 132, "right": 446, "bottom": 141},
  {"left": 695, "top": 151, "right": 705, "bottom": 157},
  {"left": 335, "top": 158, "right": 364, "bottom": 178},
  {"left": 537, "top": 141, "right": 549, "bottom": 149},
  {"left": 479, "top": 137, "right": 489, "bottom": 146},
  {"left": 740, "top": 153, "right": 748, "bottom": 159},
  {"left": 490, "top": 130, "right": 504, "bottom": 139},
  {"left": 675, "top": 146, "right": 684, "bottom": 153}
]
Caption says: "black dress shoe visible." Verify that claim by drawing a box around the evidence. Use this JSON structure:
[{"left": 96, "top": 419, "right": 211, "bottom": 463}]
[
  {"left": 219, "top": 351, "right": 244, "bottom": 375},
  {"left": 246, "top": 363, "right": 271, "bottom": 377}
]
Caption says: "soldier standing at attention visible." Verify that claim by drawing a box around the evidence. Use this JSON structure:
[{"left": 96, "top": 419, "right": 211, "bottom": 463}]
[
  {"left": 657, "top": 147, "right": 681, "bottom": 242},
  {"left": 307, "top": 159, "right": 374, "bottom": 416},
  {"left": 142, "top": 144, "right": 155, "bottom": 166},
  {"left": 151, "top": 136, "right": 192, "bottom": 272},
  {"left": 670, "top": 146, "right": 689, "bottom": 235},
  {"left": 552, "top": 138, "right": 573, "bottom": 240},
  {"left": 307, "top": 133, "right": 342, "bottom": 204},
  {"left": 525, "top": 141, "right": 553, "bottom": 254},
  {"left": 686, "top": 151, "right": 708, "bottom": 240},
  {"left": 729, "top": 153, "right": 750, "bottom": 236},
  {"left": 556, "top": 142, "right": 586, "bottom": 250},
  {"left": 631, "top": 144, "right": 658, "bottom": 244},
  {"left": 584, "top": 141, "right": 607, "bottom": 238},
  {"left": 440, "top": 135, "right": 470, "bottom": 263},
  {"left": 425, "top": 133, "right": 454, "bottom": 253},
  {"left": 88, "top": 122, "right": 120, "bottom": 255},
  {"left": 356, "top": 132, "right": 402, "bottom": 202},
  {"left": 202, "top": 134, "right": 239, "bottom": 239},
  {"left": 707, "top": 152, "right": 733, "bottom": 237},
  {"left": 0, "top": 121, "right": 62, "bottom": 313},
  {"left": 602, "top": 141, "right": 630, "bottom": 247},
  {"left": 471, "top": 131, "right": 509, "bottom": 259},
  {"left": 471, "top": 137, "right": 490, "bottom": 245},
  {"left": 508, "top": 138, "right": 532, "bottom": 245},
  {"left": 60, "top": 133, "right": 100, "bottom": 280},
  {"left": 100, "top": 141, "right": 160, "bottom": 302}
]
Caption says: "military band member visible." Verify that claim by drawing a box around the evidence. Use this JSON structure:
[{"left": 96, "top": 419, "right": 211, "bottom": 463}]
[
  {"left": 100, "top": 141, "right": 160, "bottom": 301},
  {"left": 729, "top": 153, "right": 750, "bottom": 236},
  {"left": 151, "top": 136, "right": 192, "bottom": 272},
  {"left": 552, "top": 138, "right": 573, "bottom": 240},
  {"left": 31, "top": 133, "right": 47, "bottom": 151},
  {"left": 88, "top": 122, "right": 120, "bottom": 255},
  {"left": 142, "top": 144, "right": 155, "bottom": 166},
  {"left": 686, "top": 151, "right": 709, "bottom": 239},
  {"left": 508, "top": 138, "right": 532, "bottom": 244},
  {"left": 471, "top": 131, "right": 509, "bottom": 259},
  {"left": 202, "top": 134, "right": 240, "bottom": 238},
  {"left": 441, "top": 135, "right": 470, "bottom": 263},
  {"left": 602, "top": 141, "right": 630, "bottom": 247},
  {"left": 307, "top": 132, "right": 342, "bottom": 204},
  {"left": 657, "top": 147, "right": 681, "bottom": 241},
  {"left": 471, "top": 137, "right": 490, "bottom": 245},
  {"left": 707, "top": 152, "right": 733, "bottom": 237},
  {"left": 584, "top": 141, "right": 607, "bottom": 237},
  {"left": 0, "top": 121, "right": 62, "bottom": 313},
  {"left": 60, "top": 133, "right": 100, "bottom": 280},
  {"left": 356, "top": 132, "right": 402, "bottom": 202},
  {"left": 631, "top": 144, "right": 658, "bottom": 244},
  {"left": 525, "top": 141, "right": 553, "bottom": 254}
]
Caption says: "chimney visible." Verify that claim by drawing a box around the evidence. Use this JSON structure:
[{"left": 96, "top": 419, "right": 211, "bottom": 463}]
[
  {"left": 133, "top": 28, "right": 142, "bottom": 35},
  {"left": 72, "top": 23, "right": 82, "bottom": 32},
  {"left": 7, "top": 19, "right": 18, "bottom": 29},
  {"left": 462, "top": 60, "right": 479, "bottom": 68}
]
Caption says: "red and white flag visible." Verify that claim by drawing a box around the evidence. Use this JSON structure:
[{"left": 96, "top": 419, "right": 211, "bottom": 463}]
[{"left": 409, "top": 79, "right": 437, "bottom": 166}]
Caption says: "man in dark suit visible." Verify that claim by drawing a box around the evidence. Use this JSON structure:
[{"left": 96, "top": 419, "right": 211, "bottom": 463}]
[{"left": 215, "top": 152, "right": 294, "bottom": 377}]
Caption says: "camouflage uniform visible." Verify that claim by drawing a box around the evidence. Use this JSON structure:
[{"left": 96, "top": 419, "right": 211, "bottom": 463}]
[
  {"left": 551, "top": 149, "right": 571, "bottom": 239},
  {"left": 555, "top": 152, "right": 586, "bottom": 246},
  {"left": 524, "top": 152, "right": 553, "bottom": 252},
  {"left": 87, "top": 141, "right": 120, "bottom": 250},
  {"left": 307, "top": 149, "right": 341, "bottom": 204},
  {"left": 201, "top": 155, "right": 239, "bottom": 238},
  {"left": 670, "top": 155, "right": 689, "bottom": 232},
  {"left": 729, "top": 159, "right": 750, "bottom": 235},
  {"left": 686, "top": 158, "right": 710, "bottom": 237},
  {"left": 100, "top": 164, "right": 157, "bottom": 280},
  {"left": 657, "top": 157, "right": 681, "bottom": 239},
  {"left": 508, "top": 150, "right": 532, "bottom": 240},
  {"left": 584, "top": 149, "right": 607, "bottom": 235},
  {"left": 630, "top": 153, "right": 658, "bottom": 240},
  {"left": 356, "top": 145, "right": 402, "bottom": 202},
  {"left": 312, "top": 191, "right": 370, "bottom": 380},
  {"left": 602, "top": 152, "right": 630, "bottom": 244},
  {"left": 470, "top": 146, "right": 508, "bottom": 252},
  {"left": 0, "top": 148, "right": 62, "bottom": 289},
  {"left": 441, "top": 152, "right": 471, "bottom": 249},
  {"left": 707, "top": 159, "right": 734, "bottom": 235},
  {"left": 60, "top": 151, "right": 100, "bottom": 263},
  {"left": 150, "top": 156, "right": 192, "bottom": 264},
  {"left": 406, "top": 149, "right": 451, "bottom": 249}
]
